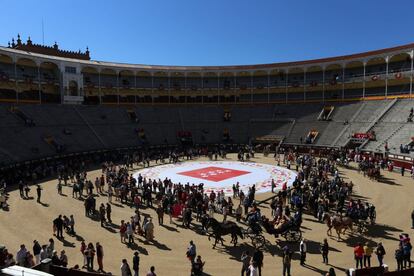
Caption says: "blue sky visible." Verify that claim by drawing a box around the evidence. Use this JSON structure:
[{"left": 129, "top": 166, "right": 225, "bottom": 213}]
[{"left": 1, "top": 0, "right": 414, "bottom": 66}]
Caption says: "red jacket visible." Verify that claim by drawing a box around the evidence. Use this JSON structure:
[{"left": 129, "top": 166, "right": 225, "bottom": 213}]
[{"left": 354, "top": 246, "right": 364, "bottom": 258}]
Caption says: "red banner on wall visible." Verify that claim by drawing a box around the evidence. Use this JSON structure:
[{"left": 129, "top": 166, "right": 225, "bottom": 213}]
[{"left": 352, "top": 133, "right": 375, "bottom": 140}]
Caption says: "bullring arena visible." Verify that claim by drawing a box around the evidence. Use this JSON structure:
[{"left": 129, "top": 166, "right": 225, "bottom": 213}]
[
  {"left": 1, "top": 153, "right": 414, "bottom": 276},
  {"left": 1, "top": 14, "right": 414, "bottom": 276}
]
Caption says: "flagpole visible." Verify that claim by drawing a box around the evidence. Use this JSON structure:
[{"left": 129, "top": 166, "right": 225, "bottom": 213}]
[{"left": 42, "top": 19, "right": 44, "bottom": 44}]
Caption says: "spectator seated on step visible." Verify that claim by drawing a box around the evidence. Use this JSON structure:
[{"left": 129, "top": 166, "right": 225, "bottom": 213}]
[{"left": 408, "top": 107, "right": 413, "bottom": 122}]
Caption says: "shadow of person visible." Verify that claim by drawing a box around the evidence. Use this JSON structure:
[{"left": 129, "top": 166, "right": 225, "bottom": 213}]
[
  {"left": 127, "top": 243, "right": 149, "bottom": 255},
  {"left": 302, "top": 264, "right": 328, "bottom": 274},
  {"left": 160, "top": 224, "right": 179, "bottom": 232},
  {"left": 377, "top": 176, "right": 399, "bottom": 185},
  {"left": 364, "top": 223, "right": 402, "bottom": 242},
  {"left": 58, "top": 236, "right": 75, "bottom": 248},
  {"left": 104, "top": 226, "right": 117, "bottom": 233},
  {"left": 39, "top": 202, "right": 49, "bottom": 207},
  {"left": 142, "top": 239, "right": 171, "bottom": 251},
  {"left": 71, "top": 233, "right": 84, "bottom": 242},
  {"left": 216, "top": 242, "right": 256, "bottom": 262}
]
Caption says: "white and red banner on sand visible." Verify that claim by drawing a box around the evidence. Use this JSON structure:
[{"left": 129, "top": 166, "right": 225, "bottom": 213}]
[{"left": 134, "top": 161, "right": 297, "bottom": 196}]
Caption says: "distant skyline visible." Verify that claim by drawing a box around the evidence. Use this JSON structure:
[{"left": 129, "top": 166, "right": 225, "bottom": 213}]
[{"left": 1, "top": 0, "right": 414, "bottom": 66}]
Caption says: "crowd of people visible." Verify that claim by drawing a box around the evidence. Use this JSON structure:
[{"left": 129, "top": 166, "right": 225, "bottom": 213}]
[{"left": 0, "top": 145, "right": 413, "bottom": 275}]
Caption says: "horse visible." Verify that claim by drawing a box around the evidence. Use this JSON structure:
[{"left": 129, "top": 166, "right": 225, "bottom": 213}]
[
  {"left": 323, "top": 213, "right": 353, "bottom": 240},
  {"left": 204, "top": 217, "right": 244, "bottom": 248}
]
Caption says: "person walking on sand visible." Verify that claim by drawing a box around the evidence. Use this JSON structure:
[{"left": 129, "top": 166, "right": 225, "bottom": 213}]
[
  {"left": 36, "top": 185, "right": 42, "bottom": 203},
  {"left": 132, "top": 251, "right": 140, "bottom": 276},
  {"left": 96, "top": 242, "right": 104, "bottom": 273},
  {"left": 321, "top": 239, "right": 329, "bottom": 264},
  {"left": 300, "top": 238, "right": 307, "bottom": 266},
  {"left": 240, "top": 250, "right": 250, "bottom": 276}
]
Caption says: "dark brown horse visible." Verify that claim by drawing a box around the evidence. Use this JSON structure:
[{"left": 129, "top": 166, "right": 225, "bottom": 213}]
[{"left": 204, "top": 217, "right": 244, "bottom": 248}]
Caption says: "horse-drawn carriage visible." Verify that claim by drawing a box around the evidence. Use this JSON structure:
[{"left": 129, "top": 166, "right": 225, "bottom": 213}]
[
  {"left": 245, "top": 214, "right": 303, "bottom": 248},
  {"left": 259, "top": 216, "right": 302, "bottom": 242},
  {"left": 201, "top": 213, "right": 302, "bottom": 249},
  {"left": 347, "top": 203, "right": 376, "bottom": 233},
  {"left": 244, "top": 223, "right": 266, "bottom": 249},
  {"left": 323, "top": 203, "right": 376, "bottom": 239},
  {"left": 359, "top": 161, "right": 381, "bottom": 180}
]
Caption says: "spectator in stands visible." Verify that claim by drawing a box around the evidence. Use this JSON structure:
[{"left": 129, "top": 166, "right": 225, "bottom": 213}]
[{"left": 408, "top": 108, "right": 413, "bottom": 122}]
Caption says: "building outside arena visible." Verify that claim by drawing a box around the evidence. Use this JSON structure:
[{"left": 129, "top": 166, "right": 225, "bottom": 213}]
[{"left": 1, "top": 1, "right": 414, "bottom": 276}]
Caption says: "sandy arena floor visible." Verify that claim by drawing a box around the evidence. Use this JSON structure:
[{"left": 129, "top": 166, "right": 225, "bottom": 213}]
[{"left": 1, "top": 153, "right": 413, "bottom": 276}]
